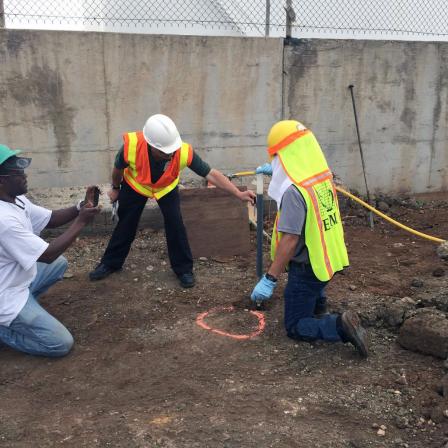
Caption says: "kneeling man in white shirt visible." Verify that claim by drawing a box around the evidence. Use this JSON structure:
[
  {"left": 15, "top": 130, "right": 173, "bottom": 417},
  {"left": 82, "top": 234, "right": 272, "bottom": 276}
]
[{"left": 0, "top": 144, "right": 100, "bottom": 357}]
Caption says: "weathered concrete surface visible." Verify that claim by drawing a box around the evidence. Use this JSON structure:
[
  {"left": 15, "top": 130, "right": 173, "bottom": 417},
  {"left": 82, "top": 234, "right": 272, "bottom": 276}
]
[
  {"left": 2, "top": 31, "right": 448, "bottom": 195},
  {"left": 0, "top": 30, "right": 283, "bottom": 188},
  {"left": 397, "top": 310, "right": 448, "bottom": 358},
  {"left": 0, "top": 31, "right": 111, "bottom": 186},
  {"left": 284, "top": 39, "right": 448, "bottom": 195}
]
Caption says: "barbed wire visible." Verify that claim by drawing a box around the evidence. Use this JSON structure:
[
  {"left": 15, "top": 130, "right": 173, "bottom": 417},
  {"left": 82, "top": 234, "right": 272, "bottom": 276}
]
[{"left": 2, "top": 0, "right": 448, "bottom": 40}]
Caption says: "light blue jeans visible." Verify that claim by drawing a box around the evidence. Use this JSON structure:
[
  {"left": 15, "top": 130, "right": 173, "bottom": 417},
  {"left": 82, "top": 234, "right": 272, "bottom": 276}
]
[{"left": 0, "top": 256, "right": 74, "bottom": 357}]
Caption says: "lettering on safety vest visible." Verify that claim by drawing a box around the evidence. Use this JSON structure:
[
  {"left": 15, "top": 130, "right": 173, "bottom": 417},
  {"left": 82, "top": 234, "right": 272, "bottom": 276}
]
[
  {"left": 323, "top": 212, "right": 338, "bottom": 231},
  {"left": 315, "top": 180, "right": 338, "bottom": 232}
]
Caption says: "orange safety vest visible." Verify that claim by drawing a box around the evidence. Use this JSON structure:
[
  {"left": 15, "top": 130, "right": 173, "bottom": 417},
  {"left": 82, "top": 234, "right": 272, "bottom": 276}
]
[{"left": 122, "top": 131, "right": 193, "bottom": 199}]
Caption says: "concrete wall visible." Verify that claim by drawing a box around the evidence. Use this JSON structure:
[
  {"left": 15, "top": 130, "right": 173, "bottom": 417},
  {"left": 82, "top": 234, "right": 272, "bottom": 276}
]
[
  {"left": 0, "top": 30, "right": 283, "bottom": 188},
  {"left": 284, "top": 39, "right": 448, "bottom": 194},
  {"left": 1, "top": 30, "right": 447, "bottom": 194}
]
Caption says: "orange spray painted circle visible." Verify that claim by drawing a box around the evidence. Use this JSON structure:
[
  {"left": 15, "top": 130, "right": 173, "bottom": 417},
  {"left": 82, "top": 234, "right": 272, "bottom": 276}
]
[{"left": 196, "top": 306, "right": 265, "bottom": 340}]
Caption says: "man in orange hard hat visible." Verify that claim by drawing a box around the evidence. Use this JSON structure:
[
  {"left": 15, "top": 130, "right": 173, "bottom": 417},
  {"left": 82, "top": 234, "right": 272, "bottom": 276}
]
[{"left": 252, "top": 120, "right": 369, "bottom": 357}]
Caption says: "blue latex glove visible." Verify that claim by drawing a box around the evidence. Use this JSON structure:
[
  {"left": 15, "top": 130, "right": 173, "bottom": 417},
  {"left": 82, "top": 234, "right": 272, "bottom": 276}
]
[
  {"left": 251, "top": 275, "right": 277, "bottom": 302},
  {"left": 255, "top": 162, "right": 273, "bottom": 176}
]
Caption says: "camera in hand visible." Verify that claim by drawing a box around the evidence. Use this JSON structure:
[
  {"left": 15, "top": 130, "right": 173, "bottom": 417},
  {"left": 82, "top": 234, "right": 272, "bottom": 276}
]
[{"left": 93, "top": 187, "right": 100, "bottom": 207}]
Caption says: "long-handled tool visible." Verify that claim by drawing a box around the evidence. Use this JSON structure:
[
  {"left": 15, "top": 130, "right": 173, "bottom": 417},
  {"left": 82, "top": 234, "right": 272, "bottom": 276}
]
[{"left": 348, "top": 84, "right": 374, "bottom": 229}]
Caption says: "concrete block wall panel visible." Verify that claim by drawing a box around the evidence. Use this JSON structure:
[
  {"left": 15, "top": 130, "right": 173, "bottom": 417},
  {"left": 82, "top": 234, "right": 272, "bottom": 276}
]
[
  {"left": 1, "top": 30, "right": 448, "bottom": 194},
  {"left": 102, "top": 34, "right": 284, "bottom": 180},
  {"left": 0, "top": 30, "right": 111, "bottom": 187},
  {"left": 0, "top": 30, "right": 283, "bottom": 188},
  {"left": 284, "top": 39, "right": 448, "bottom": 194}
]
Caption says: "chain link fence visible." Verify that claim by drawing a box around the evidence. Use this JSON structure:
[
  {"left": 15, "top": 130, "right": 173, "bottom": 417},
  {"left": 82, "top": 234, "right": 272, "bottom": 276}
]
[{"left": 1, "top": 0, "right": 448, "bottom": 40}]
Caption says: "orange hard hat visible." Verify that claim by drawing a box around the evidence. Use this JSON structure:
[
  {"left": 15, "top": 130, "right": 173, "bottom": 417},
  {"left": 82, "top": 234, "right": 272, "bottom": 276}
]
[{"left": 267, "top": 120, "right": 307, "bottom": 150}]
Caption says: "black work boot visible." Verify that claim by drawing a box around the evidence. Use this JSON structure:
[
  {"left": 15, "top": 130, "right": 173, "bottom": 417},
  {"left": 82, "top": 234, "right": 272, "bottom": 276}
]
[
  {"left": 340, "top": 311, "right": 369, "bottom": 358},
  {"left": 178, "top": 272, "right": 195, "bottom": 288},
  {"left": 89, "top": 263, "right": 121, "bottom": 281},
  {"left": 314, "top": 302, "right": 328, "bottom": 318}
]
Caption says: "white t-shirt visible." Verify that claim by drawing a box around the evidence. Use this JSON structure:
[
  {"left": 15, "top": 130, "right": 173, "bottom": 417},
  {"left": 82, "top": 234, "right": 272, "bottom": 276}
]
[{"left": 0, "top": 196, "right": 51, "bottom": 326}]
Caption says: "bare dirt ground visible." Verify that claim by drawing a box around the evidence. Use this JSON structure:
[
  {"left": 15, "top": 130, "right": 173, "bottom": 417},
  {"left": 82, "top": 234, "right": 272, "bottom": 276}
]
[{"left": 1, "top": 193, "right": 448, "bottom": 448}]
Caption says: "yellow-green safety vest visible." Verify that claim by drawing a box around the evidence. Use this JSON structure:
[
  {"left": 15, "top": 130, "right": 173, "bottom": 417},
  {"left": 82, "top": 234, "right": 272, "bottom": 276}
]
[{"left": 270, "top": 130, "right": 349, "bottom": 281}]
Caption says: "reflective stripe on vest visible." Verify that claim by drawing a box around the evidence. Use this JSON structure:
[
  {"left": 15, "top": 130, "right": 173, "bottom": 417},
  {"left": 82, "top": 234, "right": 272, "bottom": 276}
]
[
  {"left": 270, "top": 131, "right": 349, "bottom": 281},
  {"left": 123, "top": 131, "right": 192, "bottom": 199}
]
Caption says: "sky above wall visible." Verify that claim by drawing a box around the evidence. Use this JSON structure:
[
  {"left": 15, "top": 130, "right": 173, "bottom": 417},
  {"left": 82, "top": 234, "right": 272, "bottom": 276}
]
[{"left": 4, "top": 0, "right": 448, "bottom": 41}]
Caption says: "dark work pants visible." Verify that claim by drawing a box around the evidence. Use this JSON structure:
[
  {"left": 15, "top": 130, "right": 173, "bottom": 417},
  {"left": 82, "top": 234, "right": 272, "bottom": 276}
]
[
  {"left": 284, "top": 263, "right": 342, "bottom": 342},
  {"left": 101, "top": 182, "right": 193, "bottom": 276}
]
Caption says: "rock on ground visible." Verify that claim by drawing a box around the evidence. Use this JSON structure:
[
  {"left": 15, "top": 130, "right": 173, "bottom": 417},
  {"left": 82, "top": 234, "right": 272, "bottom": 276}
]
[
  {"left": 398, "top": 310, "right": 448, "bottom": 358},
  {"left": 437, "top": 241, "right": 448, "bottom": 260}
]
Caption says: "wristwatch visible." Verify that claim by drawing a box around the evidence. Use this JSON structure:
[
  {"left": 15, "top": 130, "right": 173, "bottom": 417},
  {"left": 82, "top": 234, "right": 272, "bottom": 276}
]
[
  {"left": 265, "top": 273, "right": 278, "bottom": 282},
  {"left": 111, "top": 184, "right": 121, "bottom": 190}
]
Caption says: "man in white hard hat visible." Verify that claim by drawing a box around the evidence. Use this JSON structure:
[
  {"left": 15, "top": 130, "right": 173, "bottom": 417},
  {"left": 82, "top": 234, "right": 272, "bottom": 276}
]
[
  {"left": 0, "top": 144, "right": 100, "bottom": 357},
  {"left": 89, "top": 114, "right": 255, "bottom": 288}
]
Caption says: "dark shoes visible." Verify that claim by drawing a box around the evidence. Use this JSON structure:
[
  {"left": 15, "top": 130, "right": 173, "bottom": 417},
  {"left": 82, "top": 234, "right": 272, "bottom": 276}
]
[
  {"left": 341, "top": 311, "right": 369, "bottom": 358},
  {"left": 89, "top": 264, "right": 195, "bottom": 287},
  {"left": 89, "top": 263, "right": 121, "bottom": 281},
  {"left": 314, "top": 302, "right": 328, "bottom": 318},
  {"left": 178, "top": 272, "right": 195, "bottom": 288}
]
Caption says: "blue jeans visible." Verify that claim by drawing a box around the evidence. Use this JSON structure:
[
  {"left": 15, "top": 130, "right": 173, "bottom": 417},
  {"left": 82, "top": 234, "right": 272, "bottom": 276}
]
[
  {"left": 284, "top": 263, "right": 342, "bottom": 342},
  {"left": 0, "top": 256, "right": 74, "bottom": 357}
]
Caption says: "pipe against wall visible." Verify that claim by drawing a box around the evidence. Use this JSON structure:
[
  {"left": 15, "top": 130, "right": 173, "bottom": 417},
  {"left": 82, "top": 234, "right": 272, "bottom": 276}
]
[{"left": 348, "top": 84, "right": 374, "bottom": 229}]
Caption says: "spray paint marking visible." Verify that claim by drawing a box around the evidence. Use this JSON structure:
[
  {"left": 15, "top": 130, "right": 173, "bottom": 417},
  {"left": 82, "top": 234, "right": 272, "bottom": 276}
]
[{"left": 196, "top": 306, "right": 265, "bottom": 340}]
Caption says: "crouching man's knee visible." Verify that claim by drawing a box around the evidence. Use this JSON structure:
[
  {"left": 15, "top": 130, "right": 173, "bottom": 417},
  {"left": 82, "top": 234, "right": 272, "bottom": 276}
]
[
  {"left": 45, "top": 328, "right": 74, "bottom": 357},
  {"left": 54, "top": 256, "right": 69, "bottom": 280}
]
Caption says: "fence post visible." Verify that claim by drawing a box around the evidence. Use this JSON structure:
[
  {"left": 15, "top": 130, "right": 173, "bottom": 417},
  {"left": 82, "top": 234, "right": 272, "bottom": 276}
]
[
  {"left": 285, "top": 0, "right": 295, "bottom": 38},
  {"left": 0, "top": 0, "right": 5, "bottom": 28},
  {"left": 265, "top": 0, "right": 270, "bottom": 36}
]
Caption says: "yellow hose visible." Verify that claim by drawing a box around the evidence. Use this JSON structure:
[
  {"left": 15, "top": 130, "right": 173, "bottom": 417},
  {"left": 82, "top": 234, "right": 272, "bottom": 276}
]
[
  {"left": 335, "top": 186, "right": 445, "bottom": 243},
  {"left": 228, "top": 170, "right": 446, "bottom": 244},
  {"left": 232, "top": 171, "right": 256, "bottom": 177},
  {"left": 227, "top": 171, "right": 257, "bottom": 179}
]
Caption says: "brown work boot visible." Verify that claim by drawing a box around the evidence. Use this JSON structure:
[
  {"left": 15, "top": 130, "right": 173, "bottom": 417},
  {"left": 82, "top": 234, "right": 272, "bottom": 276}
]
[{"left": 341, "top": 311, "right": 369, "bottom": 358}]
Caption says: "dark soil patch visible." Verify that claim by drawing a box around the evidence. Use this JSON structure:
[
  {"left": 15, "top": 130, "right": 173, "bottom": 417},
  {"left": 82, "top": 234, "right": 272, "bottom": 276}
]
[{"left": 1, "top": 196, "right": 448, "bottom": 447}]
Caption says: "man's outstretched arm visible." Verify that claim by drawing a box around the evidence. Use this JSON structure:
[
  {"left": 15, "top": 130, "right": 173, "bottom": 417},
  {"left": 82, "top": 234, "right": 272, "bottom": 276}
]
[{"left": 206, "top": 169, "right": 256, "bottom": 204}]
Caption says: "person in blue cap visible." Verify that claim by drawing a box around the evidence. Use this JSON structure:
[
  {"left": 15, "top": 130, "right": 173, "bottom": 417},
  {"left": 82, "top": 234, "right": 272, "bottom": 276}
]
[{"left": 0, "top": 144, "right": 100, "bottom": 357}]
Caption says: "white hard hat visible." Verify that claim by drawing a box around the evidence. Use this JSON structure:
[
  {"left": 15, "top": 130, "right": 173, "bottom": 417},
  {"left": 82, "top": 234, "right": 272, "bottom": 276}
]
[{"left": 143, "top": 114, "right": 182, "bottom": 154}]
